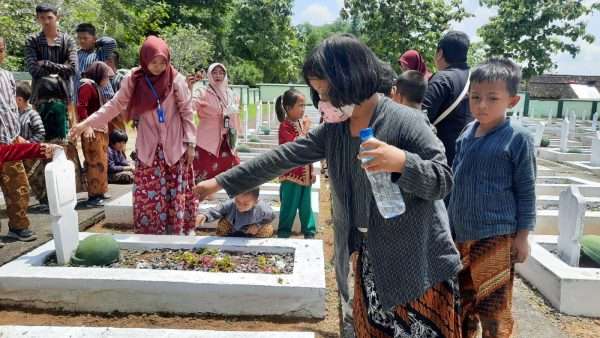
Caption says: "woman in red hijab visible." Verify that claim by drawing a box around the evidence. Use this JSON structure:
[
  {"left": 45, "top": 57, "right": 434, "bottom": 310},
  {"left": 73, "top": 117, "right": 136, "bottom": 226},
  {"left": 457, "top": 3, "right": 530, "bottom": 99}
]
[
  {"left": 70, "top": 36, "right": 197, "bottom": 235},
  {"left": 398, "top": 50, "right": 432, "bottom": 80}
]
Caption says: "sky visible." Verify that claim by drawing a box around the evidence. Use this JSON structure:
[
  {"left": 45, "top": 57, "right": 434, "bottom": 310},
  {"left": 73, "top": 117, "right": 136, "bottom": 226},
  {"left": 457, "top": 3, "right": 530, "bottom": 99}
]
[{"left": 292, "top": 0, "right": 600, "bottom": 75}]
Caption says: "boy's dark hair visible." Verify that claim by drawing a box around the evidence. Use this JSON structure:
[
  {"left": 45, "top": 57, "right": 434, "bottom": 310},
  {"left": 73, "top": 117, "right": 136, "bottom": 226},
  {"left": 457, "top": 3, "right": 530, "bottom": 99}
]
[
  {"left": 36, "top": 3, "right": 58, "bottom": 15},
  {"left": 437, "top": 31, "right": 470, "bottom": 64},
  {"left": 470, "top": 57, "right": 522, "bottom": 96},
  {"left": 108, "top": 51, "right": 120, "bottom": 66},
  {"left": 195, "top": 64, "right": 205, "bottom": 73},
  {"left": 275, "top": 89, "right": 304, "bottom": 122},
  {"left": 76, "top": 23, "right": 96, "bottom": 36},
  {"left": 109, "top": 129, "right": 128, "bottom": 145},
  {"left": 377, "top": 63, "right": 397, "bottom": 97},
  {"left": 241, "top": 187, "right": 260, "bottom": 200},
  {"left": 16, "top": 81, "right": 32, "bottom": 102},
  {"left": 303, "top": 34, "right": 389, "bottom": 108},
  {"left": 395, "top": 70, "right": 427, "bottom": 104}
]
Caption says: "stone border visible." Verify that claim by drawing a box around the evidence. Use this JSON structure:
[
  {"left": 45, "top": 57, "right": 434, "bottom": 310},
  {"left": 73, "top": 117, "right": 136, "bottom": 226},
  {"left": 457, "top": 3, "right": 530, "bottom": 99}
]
[
  {"left": 0, "top": 233, "right": 326, "bottom": 318},
  {"left": 516, "top": 235, "right": 600, "bottom": 317},
  {"left": 0, "top": 326, "right": 315, "bottom": 338}
]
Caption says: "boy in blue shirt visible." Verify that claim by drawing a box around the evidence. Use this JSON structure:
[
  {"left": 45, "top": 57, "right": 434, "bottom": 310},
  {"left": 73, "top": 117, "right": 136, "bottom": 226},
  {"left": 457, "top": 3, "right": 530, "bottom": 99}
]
[{"left": 448, "top": 57, "right": 536, "bottom": 338}]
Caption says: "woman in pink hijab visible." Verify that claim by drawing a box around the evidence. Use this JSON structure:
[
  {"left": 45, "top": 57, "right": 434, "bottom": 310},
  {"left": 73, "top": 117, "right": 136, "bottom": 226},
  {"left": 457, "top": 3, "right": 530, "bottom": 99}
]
[
  {"left": 70, "top": 36, "right": 197, "bottom": 235},
  {"left": 193, "top": 63, "right": 241, "bottom": 184},
  {"left": 398, "top": 50, "right": 432, "bottom": 80}
]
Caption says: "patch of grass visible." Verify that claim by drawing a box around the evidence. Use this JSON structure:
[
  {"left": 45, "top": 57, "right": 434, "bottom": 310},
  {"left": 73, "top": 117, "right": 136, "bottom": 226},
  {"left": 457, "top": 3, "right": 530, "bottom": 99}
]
[{"left": 568, "top": 149, "right": 583, "bottom": 153}]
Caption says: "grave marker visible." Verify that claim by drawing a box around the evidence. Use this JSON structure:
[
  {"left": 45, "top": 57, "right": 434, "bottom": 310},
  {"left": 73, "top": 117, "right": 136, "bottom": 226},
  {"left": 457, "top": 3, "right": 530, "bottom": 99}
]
[
  {"left": 560, "top": 118, "right": 570, "bottom": 153},
  {"left": 569, "top": 111, "right": 577, "bottom": 133},
  {"left": 558, "top": 186, "right": 586, "bottom": 267},
  {"left": 44, "top": 149, "right": 79, "bottom": 265},
  {"left": 593, "top": 112, "right": 598, "bottom": 132},
  {"left": 534, "top": 121, "right": 545, "bottom": 147},
  {"left": 591, "top": 132, "right": 600, "bottom": 167}
]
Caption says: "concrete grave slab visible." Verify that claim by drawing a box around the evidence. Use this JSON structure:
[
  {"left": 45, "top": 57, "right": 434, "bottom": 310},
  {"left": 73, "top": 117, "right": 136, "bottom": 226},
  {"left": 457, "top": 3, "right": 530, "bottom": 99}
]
[
  {"left": 0, "top": 233, "right": 326, "bottom": 318},
  {"left": 538, "top": 148, "right": 591, "bottom": 162},
  {"left": 0, "top": 326, "right": 315, "bottom": 338},
  {"left": 535, "top": 176, "right": 600, "bottom": 196},
  {"left": 516, "top": 235, "right": 600, "bottom": 317}
]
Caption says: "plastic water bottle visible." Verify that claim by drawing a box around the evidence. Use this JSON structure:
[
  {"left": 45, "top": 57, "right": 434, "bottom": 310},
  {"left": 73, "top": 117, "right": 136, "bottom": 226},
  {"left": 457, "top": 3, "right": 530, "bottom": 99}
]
[{"left": 360, "top": 128, "right": 406, "bottom": 218}]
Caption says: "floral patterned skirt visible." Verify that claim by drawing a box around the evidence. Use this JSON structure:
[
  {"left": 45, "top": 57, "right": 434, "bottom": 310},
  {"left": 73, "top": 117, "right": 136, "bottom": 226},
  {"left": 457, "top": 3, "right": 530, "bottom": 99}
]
[
  {"left": 193, "top": 135, "right": 240, "bottom": 184},
  {"left": 133, "top": 145, "right": 197, "bottom": 235}
]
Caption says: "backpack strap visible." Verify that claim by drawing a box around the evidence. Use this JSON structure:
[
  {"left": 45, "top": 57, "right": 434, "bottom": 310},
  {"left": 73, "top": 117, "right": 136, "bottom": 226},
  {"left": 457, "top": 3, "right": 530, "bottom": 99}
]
[{"left": 433, "top": 71, "right": 471, "bottom": 126}]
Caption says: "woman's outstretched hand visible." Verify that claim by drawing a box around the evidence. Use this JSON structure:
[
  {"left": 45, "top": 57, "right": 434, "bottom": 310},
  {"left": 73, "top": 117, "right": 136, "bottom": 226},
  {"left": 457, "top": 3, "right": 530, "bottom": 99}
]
[
  {"left": 193, "top": 178, "right": 222, "bottom": 201},
  {"left": 357, "top": 138, "right": 407, "bottom": 174},
  {"left": 69, "top": 122, "right": 88, "bottom": 141}
]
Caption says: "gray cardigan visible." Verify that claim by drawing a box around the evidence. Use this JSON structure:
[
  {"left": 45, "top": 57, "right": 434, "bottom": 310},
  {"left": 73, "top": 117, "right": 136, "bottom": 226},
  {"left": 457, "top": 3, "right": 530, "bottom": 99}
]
[{"left": 216, "top": 97, "right": 461, "bottom": 309}]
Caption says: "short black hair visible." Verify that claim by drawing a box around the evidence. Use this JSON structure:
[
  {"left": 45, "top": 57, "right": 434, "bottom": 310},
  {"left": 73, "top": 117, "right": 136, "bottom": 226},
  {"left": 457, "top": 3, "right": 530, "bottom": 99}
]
[
  {"left": 76, "top": 23, "right": 96, "bottom": 36},
  {"left": 109, "top": 129, "right": 128, "bottom": 145},
  {"left": 36, "top": 3, "right": 58, "bottom": 15},
  {"left": 240, "top": 187, "right": 260, "bottom": 200},
  {"left": 195, "top": 64, "right": 206, "bottom": 73},
  {"left": 470, "top": 57, "right": 522, "bottom": 96},
  {"left": 437, "top": 31, "right": 470, "bottom": 64},
  {"left": 303, "top": 34, "right": 388, "bottom": 108},
  {"left": 395, "top": 70, "right": 427, "bottom": 104},
  {"left": 108, "top": 51, "right": 120, "bottom": 65},
  {"left": 377, "top": 63, "right": 397, "bottom": 96},
  {"left": 16, "top": 81, "right": 32, "bottom": 102},
  {"left": 275, "top": 89, "right": 304, "bottom": 122}
]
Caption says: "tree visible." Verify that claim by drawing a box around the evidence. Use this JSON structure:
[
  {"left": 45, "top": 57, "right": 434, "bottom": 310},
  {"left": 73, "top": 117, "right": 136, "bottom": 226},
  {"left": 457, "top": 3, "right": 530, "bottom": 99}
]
[
  {"left": 163, "top": 24, "right": 214, "bottom": 75},
  {"left": 228, "top": 0, "right": 302, "bottom": 83},
  {"left": 341, "top": 0, "right": 470, "bottom": 71},
  {"left": 297, "top": 19, "right": 352, "bottom": 60},
  {"left": 479, "top": 0, "right": 600, "bottom": 79}
]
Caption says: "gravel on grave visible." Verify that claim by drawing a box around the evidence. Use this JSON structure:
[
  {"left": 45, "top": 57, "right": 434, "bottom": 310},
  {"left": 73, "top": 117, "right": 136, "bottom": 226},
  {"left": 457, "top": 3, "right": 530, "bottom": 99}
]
[{"left": 45, "top": 248, "right": 295, "bottom": 274}]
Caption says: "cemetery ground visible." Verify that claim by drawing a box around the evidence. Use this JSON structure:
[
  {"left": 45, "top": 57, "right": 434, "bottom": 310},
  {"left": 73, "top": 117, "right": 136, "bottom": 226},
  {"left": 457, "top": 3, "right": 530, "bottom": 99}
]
[{"left": 1, "top": 128, "right": 600, "bottom": 337}]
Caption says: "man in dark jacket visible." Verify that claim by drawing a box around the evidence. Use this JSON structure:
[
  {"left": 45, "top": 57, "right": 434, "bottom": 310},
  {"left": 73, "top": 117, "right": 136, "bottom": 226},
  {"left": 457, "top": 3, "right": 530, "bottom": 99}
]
[{"left": 423, "top": 31, "right": 472, "bottom": 165}]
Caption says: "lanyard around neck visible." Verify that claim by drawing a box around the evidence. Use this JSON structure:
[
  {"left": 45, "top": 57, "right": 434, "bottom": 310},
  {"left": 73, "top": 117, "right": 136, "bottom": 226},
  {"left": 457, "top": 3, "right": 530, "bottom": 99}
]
[{"left": 144, "top": 75, "right": 161, "bottom": 104}]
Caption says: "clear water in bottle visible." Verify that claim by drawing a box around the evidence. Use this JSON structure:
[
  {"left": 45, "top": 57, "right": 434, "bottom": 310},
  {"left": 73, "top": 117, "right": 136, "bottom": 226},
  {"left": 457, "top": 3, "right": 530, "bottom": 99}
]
[{"left": 360, "top": 128, "right": 406, "bottom": 218}]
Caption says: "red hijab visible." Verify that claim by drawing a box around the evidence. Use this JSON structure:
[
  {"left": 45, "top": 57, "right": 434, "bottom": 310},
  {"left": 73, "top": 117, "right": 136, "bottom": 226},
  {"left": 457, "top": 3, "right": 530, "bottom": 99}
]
[
  {"left": 398, "top": 50, "right": 432, "bottom": 80},
  {"left": 126, "top": 36, "right": 177, "bottom": 120}
]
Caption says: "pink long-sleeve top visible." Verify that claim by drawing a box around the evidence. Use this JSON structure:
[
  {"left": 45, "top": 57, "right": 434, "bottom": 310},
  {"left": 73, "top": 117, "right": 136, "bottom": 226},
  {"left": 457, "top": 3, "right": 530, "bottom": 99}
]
[
  {"left": 86, "top": 73, "right": 196, "bottom": 166},
  {"left": 194, "top": 89, "right": 240, "bottom": 156}
]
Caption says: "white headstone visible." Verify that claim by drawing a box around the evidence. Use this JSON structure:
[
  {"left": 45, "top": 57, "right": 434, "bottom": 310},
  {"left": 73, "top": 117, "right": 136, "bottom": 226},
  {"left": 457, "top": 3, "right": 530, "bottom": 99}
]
[
  {"left": 45, "top": 149, "right": 79, "bottom": 265},
  {"left": 591, "top": 132, "right": 600, "bottom": 167},
  {"left": 534, "top": 121, "right": 546, "bottom": 147},
  {"left": 560, "top": 118, "right": 570, "bottom": 153},
  {"left": 558, "top": 186, "right": 586, "bottom": 267},
  {"left": 547, "top": 110, "right": 553, "bottom": 123},
  {"left": 569, "top": 111, "right": 577, "bottom": 133},
  {"left": 592, "top": 112, "right": 598, "bottom": 132}
]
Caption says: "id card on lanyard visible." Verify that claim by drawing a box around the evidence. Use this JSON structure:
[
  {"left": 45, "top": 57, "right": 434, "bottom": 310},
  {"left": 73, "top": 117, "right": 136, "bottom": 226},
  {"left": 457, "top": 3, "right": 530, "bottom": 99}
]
[{"left": 145, "top": 75, "right": 166, "bottom": 123}]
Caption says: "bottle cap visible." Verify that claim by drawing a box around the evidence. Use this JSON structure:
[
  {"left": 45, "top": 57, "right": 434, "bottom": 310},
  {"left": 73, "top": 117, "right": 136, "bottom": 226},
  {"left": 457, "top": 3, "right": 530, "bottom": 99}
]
[{"left": 360, "top": 128, "right": 374, "bottom": 141}]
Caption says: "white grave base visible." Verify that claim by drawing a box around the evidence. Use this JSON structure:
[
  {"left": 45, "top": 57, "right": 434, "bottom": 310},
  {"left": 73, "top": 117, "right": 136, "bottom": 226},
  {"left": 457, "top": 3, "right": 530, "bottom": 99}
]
[
  {"left": 538, "top": 148, "right": 591, "bottom": 162},
  {"left": 535, "top": 210, "right": 600, "bottom": 235},
  {"left": 516, "top": 235, "right": 600, "bottom": 317},
  {"left": 0, "top": 326, "right": 315, "bottom": 338},
  {"left": 0, "top": 233, "right": 326, "bottom": 318},
  {"left": 535, "top": 176, "right": 600, "bottom": 196},
  {"left": 566, "top": 161, "right": 600, "bottom": 176}
]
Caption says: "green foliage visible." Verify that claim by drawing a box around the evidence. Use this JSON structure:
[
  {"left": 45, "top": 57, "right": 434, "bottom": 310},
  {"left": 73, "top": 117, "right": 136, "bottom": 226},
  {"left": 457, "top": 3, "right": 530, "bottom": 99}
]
[
  {"left": 540, "top": 137, "right": 550, "bottom": 148},
  {"left": 228, "top": 59, "right": 264, "bottom": 86},
  {"left": 163, "top": 24, "right": 213, "bottom": 75},
  {"left": 341, "top": 0, "right": 471, "bottom": 72},
  {"left": 297, "top": 19, "right": 352, "bottom": 60},
  {"left": 479, "top": 0, "right": 600, "bottom": 79},
  {"left": 228, "top": 0, "right": 302, "bottom": 83}
]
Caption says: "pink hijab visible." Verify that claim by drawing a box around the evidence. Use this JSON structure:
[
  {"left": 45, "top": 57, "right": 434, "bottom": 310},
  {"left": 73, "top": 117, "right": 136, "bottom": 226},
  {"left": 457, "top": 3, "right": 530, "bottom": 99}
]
[
  {"left": 206, "top": 63, "right": 230, "bottom": 106},
  {"left": 398, "top": 50, "right": 432, "bottom": 80}
]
